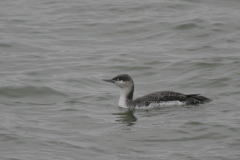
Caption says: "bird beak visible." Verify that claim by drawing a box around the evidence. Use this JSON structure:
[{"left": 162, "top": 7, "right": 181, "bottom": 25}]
[{"left": 102, "top": 79, "right": 115, "bottom": 83}]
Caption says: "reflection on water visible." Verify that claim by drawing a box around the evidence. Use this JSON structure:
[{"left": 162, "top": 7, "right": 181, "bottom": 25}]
[{"left": 113, "top": 109, "right": 137, "bottom": 126}]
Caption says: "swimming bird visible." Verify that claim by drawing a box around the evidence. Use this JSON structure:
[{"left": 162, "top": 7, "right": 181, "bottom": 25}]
[{"left": 103, "top": 74, "right": 211, "bottom": 108}]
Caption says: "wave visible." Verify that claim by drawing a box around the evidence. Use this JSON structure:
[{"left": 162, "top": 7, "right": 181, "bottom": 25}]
[{"left": 0, "top": 86, "right": 67, "bottom": 98}]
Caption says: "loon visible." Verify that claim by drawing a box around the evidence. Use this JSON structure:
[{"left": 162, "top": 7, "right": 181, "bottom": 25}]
[{"left": 103, "top": 74, "right": 211, "bottom": 108}]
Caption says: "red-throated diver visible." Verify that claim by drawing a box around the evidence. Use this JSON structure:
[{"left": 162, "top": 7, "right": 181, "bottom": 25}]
[{"left": 103, "top": 74, "right": 211, "bottom": 108}]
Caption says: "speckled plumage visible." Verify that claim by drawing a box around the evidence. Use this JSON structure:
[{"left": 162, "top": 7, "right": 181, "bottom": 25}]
[
  {"left": 130, "top": 91, "right": 211, "bottom": 108},
  {"left": 103, "top": 74, "right": 211, "bottom": 108}
]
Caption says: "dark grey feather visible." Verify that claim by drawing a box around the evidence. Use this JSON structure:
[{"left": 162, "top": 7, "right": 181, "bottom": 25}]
[{"left": 131, "top": 91, "right": 211, "bottom": 107}]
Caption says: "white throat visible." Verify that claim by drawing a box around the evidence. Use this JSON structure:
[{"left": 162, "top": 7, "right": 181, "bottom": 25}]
[{"left": 118, "top": 87, "right": 131, "bottom": 108}]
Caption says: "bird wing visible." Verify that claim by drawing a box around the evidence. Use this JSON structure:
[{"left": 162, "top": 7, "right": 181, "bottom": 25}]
[{"left": 132, "top": 91, "right": 188, "bottom": 106}]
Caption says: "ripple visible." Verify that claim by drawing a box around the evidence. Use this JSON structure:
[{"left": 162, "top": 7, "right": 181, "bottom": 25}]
[
  {"left": 134, "top": 132, "right": 228, "bottom": 142},
  {"left": 0, "top": 86, "right": 67, "bottom": 98},
  {"left": 173, "top": 23, "right": 199, "bottom": 30},
  {"left": 0, "top": 43, "right": 12, "bottom": 48},
  {"left": 185, "top": 121, "right": 205, "bottom": 126},
  {"left": 59, "top": 108, "right": 79, "bottom": 112}
]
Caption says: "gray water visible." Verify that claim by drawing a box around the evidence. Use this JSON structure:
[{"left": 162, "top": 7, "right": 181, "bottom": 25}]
[{"left": 0, "top": 0, "right": 240, "bottom": 160}]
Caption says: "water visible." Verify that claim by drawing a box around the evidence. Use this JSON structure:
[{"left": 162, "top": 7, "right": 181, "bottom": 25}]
[{"left": 0, "top": 0, "right": 240, "bottom": 159}]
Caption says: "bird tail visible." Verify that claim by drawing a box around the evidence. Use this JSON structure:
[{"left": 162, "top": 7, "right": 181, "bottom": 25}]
[{"left": 186, "top": 94, "right": 212, "bottom": 104}]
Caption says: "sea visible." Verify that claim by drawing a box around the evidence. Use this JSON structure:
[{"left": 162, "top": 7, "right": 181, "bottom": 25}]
[{"left": 0, "top": 0, "right": 240, "bottom": 160}]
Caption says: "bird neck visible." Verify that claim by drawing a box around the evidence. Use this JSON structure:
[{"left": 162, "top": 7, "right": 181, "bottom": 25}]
[{"left": 118, "top": 86, "right": 134, "bottom": 108}]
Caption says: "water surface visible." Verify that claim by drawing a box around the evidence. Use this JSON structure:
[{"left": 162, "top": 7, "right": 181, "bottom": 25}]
[{"left": 0, "top": 0, "right": 240, "bottom": 160}]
